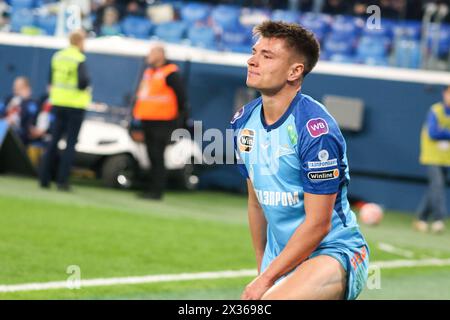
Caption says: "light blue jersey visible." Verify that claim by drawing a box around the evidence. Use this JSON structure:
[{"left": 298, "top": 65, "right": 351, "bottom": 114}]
[{"left": 231, "top": 91, "right": 369, "bottom": 299}]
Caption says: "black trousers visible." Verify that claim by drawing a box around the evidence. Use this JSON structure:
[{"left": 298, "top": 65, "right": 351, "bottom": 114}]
[
  {"left": 141, "top": 120, "right": 176, "bottom": 196},
  {"left": 39, "top": 106, "right": 85, "bottom": 187}
]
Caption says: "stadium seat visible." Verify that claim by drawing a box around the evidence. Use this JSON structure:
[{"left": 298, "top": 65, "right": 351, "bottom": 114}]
[
  {"left": 361, "top": 55, "right": 389, "bottom": 66},
  {"left": 180, "top": 2, "right": 211, "bottom": 25},
  {"left": 240, "top": 8, "right": 270, "bottom": 27},
  {"left": 36, "top": 13, "right": 57, "bottom": 36},
  {"left": 328, "top": 53, "right": 358, "bottom": 64},
  {"left": 210, "top": 4, "right": 241, "bottom": 32},
  {"left": 120, "top": 16, "right": 153, "bottom": 39},
  {"left": 330, "top": 15, "right": 362, "bottom": 39},
  {"left": 154, "top": 21, "right": 187, "bottom": 43},
  {"left": 10, "top": 0, "right": 35, "bottom": 10},
  {"left": 220, "top": 25, "right": 252, "bottom": 53},
  {"left": 356, "top": 36, "right": 389, "bottom": 61},
  {"left": 10, "top": 9, "right": 35, "bottom": 33},
  {"left": 323, "top": 32, "right": 356, "bottom": 56},
  {"left": 392, "top": 21, "right": 422, "bottom": 40},
  {"left": 393, "top": 39, "right": 421, "bottom": 69},
  {"left": 427, "top": 23, "right": 450, "bottom": 57},
  {"left": 271, "top": 10, "right": 300, "bottom": 24},
  {"left": 35, "top": 0, "right": 58, "bottom": 6},
  {"left": 187, "top": 25, "right": 216, "bottom": 49},
  {"left": 299, "top": 12, "right": 331, "bottom": 42}
]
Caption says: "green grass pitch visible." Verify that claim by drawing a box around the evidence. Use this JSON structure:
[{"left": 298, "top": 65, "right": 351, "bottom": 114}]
[{"left": 0, "top": 175, "right": 449, "bottom": 300}]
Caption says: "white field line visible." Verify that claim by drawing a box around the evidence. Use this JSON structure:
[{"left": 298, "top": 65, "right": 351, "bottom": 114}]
[
  {"left": 0, "top": 270, "right": 257, "bottom": 293},
  {"left": 1, "top": 258, "right": 450, "bottom": 293},
  {"left": 377, "top": 242, "right": 415, "bottom": 259},
  {"left": 371, "top": 258, "right": 450, "bottom": 269}
]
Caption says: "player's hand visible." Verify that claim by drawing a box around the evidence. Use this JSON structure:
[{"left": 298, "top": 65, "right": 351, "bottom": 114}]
[{"left": 241, "top": 274, "right": 273, "bottom": 300}]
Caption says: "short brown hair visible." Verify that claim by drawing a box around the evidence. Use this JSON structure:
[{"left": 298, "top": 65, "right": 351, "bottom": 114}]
[{"left": 253, "top": 21, "right": 320, "bottom": 78}]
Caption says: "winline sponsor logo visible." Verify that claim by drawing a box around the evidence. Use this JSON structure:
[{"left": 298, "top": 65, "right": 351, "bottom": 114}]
[{"left": 308, "top": 169, "right": 339, "bottom": 181}]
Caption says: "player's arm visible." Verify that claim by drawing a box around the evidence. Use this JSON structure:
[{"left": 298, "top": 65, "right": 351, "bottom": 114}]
[
  {"left": 428, "top": 111, "right": 450, "bottom": 140},
  {"left": 247, "top": 179, "right": 267, "bottom": 274},
  {"left": 260, "top": 192, "right": 335, "bottom": 282}
]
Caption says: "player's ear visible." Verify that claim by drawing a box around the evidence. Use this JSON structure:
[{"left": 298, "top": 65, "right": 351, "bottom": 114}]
[{"left": 288, "top": 63, "right": 304, "bottom": 82}]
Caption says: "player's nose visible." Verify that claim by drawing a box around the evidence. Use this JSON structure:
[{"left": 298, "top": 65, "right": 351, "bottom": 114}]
[{"left": 247, "top": 55, "right": 257, "bottom": 67}]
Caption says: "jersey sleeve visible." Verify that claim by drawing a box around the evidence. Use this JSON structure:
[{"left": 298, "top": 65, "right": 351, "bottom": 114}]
[
  {"left": 235, "top": 146, "right": 249, "bottom": 179},
  {"left": 230, "top": 107, "right": 249, "bottom": 179},
  {"left": 298, "top": 121, "right": 344, "bottom": 195}
]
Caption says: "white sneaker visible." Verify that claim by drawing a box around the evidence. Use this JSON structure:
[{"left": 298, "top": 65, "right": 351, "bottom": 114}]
[
  {"left": 413, "top": 220, "right": 429, "bottom": 233},
  {"left": 431, "top": 221, "right": 446, "bottom": 234}
]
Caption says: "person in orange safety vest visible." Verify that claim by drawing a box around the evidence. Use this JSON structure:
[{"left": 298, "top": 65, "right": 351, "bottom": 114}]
[{"left": 133, "top": 44, "right": 187, "bottom": 200}]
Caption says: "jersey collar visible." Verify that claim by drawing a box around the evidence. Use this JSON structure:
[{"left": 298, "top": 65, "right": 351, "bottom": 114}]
[{"left": 260, "top": 91, "right": 302, "bottom": 132}]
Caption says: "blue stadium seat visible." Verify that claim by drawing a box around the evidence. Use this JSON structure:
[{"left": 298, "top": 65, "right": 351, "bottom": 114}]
[
  {"left": 221, "top": 26, "right": 252, "bottom": 53},
  {"left": 393, "top": 39, "right": 421, "bottom": 69},
  {"left": 392, "top": 21, "right": 422, "bottom": 40},
  {"left": 10, "top": 9, "right": 35, "bottom": 33},
  {"left": 187, "top": 25, "right": 216, "bottom": 49},
  {"left": 427, "top": 23, "right": 450, "bottom": 57},
  {"left": 36, "top": 13, "right": 57, "bottom": 36},
  {"left": 271, "top": 10, "right": 300, "bottom": 24},
  {"left": 299, "top": 13, "right": 331, "bottom": 42},
  {"left": 180, "top": 2, "right": 211, "bottom": 25},
  {"left": 356, "top": 36, "right": 389, "bottom": 60},
  {"left": 120, "top": 16, "right": 153, "bottom": 39},
  {"left": 361, "top": 55, "right": 389, "bottom": 66},
  {"left": 240, "top": 8, "right": 271, "bottom": 27},
  {"left": 330, "top": 15, "right": 362, "bottom": 39},
  {"left": 328, "top": 53, "right": 357, "bottom": 64},
  {"left": 35, "top": 0, "right": 58, "bottom": 6},
  {"left": 323, "top": 32, "right": 356, "bottom": 56},
  {"left": 210, "top": 5, "right": 241, "bottom": 32},
  {"left": 154, "top": 21, "right": 187, "bottom": 43},
  {"left": 10, "top": 0, "right": 35, "bottom": 10}
]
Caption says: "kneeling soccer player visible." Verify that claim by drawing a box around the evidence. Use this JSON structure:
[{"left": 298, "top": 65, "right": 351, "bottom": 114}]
[{"left": 231, "top": 21, "right": 369, "bottom": 300}]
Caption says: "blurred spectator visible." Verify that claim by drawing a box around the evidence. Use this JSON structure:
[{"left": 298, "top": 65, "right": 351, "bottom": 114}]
[
  {"left": 404, "top": 0, "right": 423, "bottom": 21},
  {"left": 352, "top": 0, "right": 373, "bottom": 17},
  {"left": 99, "top": 6, "right": 121, "bottom": 36},
  {"left": 30, "top": 92, "right": 53, "bottom": 144},
  {"left": 322, "top": 0, "right": 350, "bottom": 15},
  {"left": 0, "top": 0, "right": 9, "bottom": 32},
  {"left": 351, "top": 0, "right": 425, "bottom": 20},
  {"left": 378, "top": 0, "right": 403, "bottom": 20},
  {"left": 27, "top": 90, "right": 54, "bottom": 167},
  {"left": 299, "top": 0, "right": 314, "bottom": 11},
  {"left": 0, "top": 76, "right": 38, "bottom": 146},
  {"left": 415, "top": 85, "right": 450, "bottom": 234},
  {"left": 122, "top": 0, "right": 146, "bottom": 17},
  {"left": 93, "top": 0, "right": 120, "bottom": 35}
]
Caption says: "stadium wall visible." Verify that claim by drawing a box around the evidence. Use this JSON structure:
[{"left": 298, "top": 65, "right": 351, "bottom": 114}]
[{"left": 1, "top": 34, "right": 450, "bottom": 213}]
